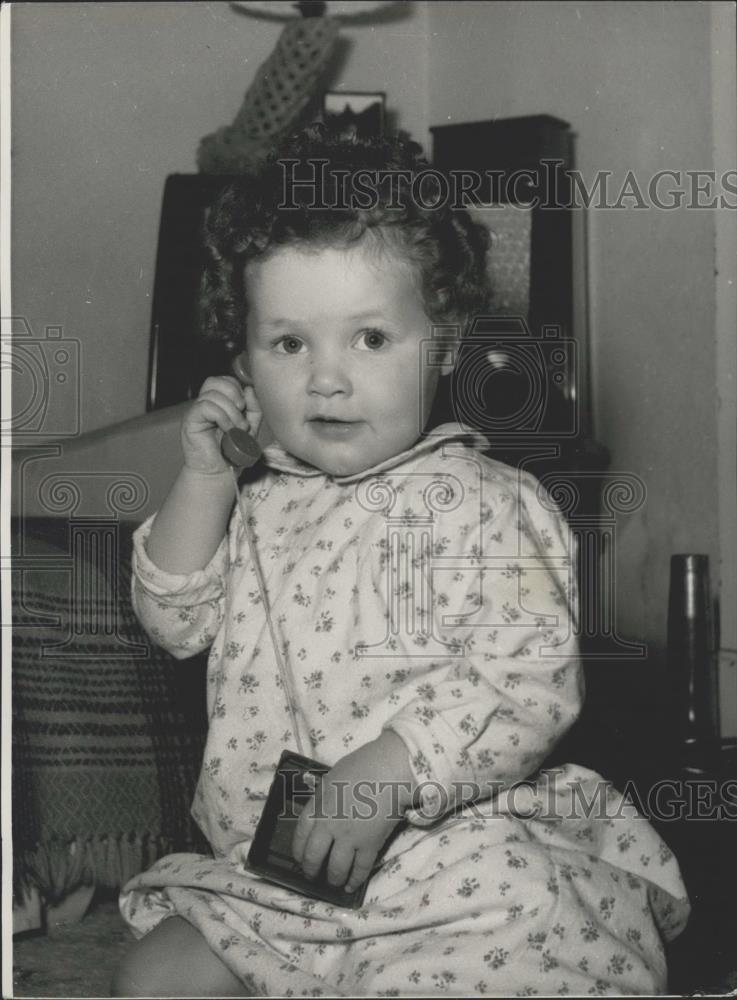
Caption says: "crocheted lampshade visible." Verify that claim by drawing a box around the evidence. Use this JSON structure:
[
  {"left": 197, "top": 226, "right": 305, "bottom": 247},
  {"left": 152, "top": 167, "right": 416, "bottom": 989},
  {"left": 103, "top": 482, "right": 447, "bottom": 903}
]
[{"left": 197, "top": 15, "right": 340, "bottom": 174}]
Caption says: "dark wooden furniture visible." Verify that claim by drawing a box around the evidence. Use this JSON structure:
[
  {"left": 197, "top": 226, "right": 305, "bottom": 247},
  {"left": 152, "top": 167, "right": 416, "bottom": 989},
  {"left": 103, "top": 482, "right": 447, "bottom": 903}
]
[
  {"left": 432, "top": 117, "right": 575, "bottom": 331},
  {"left": 146, "top": 175, "right": 239, "bottom": 411},
  {"left": 431, "top": 114, "right": 591, "bottom": 444}
]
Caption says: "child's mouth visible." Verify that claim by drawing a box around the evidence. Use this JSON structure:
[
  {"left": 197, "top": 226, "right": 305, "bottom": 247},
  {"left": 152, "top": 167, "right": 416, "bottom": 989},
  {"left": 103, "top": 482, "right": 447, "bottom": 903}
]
[{"left": 309, "top": 417, "right": 362, "bottom": 439}]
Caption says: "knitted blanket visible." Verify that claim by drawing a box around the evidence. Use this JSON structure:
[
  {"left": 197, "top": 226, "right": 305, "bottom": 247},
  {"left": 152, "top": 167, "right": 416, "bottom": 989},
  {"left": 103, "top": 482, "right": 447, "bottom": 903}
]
[{"left": 12, "top": 518, "right": 208, "bottom": 903}]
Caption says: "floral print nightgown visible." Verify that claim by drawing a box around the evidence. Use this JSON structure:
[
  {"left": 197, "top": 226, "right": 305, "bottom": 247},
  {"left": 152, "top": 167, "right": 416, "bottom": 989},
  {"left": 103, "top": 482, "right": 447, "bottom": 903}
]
[{"left": 120, "top": 423, "right": 689, "bottom": 996}]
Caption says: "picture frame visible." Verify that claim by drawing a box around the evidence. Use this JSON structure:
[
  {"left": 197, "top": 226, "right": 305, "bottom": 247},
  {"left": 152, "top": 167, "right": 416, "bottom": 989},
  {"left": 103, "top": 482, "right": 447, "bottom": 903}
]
[{"left": 323, "top": 90, "right": 385, "bottom": 137}]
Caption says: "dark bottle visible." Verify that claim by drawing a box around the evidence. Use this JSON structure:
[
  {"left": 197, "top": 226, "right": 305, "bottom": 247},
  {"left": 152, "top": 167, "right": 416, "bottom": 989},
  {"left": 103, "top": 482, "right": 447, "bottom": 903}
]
[{"left": 667, "top": 554, "right": 718, "bottom": 760}]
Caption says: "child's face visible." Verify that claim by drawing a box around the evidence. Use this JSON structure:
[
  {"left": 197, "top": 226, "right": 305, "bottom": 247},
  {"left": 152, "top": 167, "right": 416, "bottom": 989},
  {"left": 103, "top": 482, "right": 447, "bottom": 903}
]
[{"left": 244, "top": 242, "right": 450, "bottom": 477}]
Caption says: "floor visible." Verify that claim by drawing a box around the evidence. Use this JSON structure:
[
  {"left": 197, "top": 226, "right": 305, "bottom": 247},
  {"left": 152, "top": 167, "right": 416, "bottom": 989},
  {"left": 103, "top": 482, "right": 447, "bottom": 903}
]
[{"left": 13, "top": 896, "right": 132, "bottom": 999}]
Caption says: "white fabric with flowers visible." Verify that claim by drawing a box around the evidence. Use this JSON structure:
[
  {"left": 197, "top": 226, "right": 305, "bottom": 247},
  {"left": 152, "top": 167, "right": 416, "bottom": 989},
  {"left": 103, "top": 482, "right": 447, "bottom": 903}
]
[{"left": 120, "top": 424, "right": 689, "bottom": 996}]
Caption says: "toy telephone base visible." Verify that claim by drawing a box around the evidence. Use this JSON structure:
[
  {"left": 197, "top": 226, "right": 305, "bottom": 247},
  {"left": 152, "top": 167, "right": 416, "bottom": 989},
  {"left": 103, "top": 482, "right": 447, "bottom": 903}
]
[{"left": 245, "top": 751, "right": 378, "bottom": 909}]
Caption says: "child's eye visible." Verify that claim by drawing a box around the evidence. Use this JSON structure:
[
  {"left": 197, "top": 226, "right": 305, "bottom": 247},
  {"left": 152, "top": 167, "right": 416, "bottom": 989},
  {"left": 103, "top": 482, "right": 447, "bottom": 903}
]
[
  {"left": 357, "top": 328, "right": 387, "bottom": 351},
  {"left": 274, "top": 336, "right": 305, "bottom": 355}
]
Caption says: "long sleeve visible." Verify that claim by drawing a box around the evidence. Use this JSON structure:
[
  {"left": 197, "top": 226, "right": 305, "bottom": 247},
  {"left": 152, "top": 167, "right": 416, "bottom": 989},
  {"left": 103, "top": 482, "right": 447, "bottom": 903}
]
[
  {"left": 130, "top": 513, "right": 230, "bottom": 660},
  {"left": 382, "top": 463, "right": 583, "bottom": 825}
]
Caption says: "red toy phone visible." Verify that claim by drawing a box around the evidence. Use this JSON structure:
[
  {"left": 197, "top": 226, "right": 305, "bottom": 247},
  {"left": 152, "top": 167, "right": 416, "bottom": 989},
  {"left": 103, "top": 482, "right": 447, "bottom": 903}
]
[{"left": 220, "top": 351, "right": 262, "bottom": 468}]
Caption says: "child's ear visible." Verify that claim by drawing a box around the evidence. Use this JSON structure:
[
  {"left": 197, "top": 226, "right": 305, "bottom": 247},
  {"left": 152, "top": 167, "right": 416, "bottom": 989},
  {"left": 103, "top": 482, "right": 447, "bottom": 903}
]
[{"left": 231, "top": 350, "right": 253, "bottom": 386}]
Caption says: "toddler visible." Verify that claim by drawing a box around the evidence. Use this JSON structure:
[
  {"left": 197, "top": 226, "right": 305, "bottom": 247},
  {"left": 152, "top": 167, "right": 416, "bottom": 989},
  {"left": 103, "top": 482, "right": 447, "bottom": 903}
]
[{"left": 114, "top": 126, "right": 689, "bottom": 997}]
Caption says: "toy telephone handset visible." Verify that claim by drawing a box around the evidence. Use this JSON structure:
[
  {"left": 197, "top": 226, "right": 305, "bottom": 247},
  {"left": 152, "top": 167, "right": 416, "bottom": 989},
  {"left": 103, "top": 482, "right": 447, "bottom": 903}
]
[{"left": 220, "top": 351, "right": 263, "bottom": 469}]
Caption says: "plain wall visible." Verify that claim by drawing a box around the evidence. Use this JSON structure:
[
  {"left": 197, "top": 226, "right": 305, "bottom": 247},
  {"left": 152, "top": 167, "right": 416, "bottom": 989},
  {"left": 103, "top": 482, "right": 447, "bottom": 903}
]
[
  {"left": 428, "top": 0, "right": 733, "bottom": 719},
  {"left": 10, "top": 0, "right": 428, "bottom": 433}
]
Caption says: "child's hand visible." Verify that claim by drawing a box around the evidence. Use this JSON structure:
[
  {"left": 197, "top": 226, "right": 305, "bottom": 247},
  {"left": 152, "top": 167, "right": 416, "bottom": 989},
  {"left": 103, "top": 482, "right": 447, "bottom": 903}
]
[
  {"left": 181, "top": 375, "right": 262, "bottom": 475},
  {"left": 292, "top": 732, "right": 417, "bottom": 894}
]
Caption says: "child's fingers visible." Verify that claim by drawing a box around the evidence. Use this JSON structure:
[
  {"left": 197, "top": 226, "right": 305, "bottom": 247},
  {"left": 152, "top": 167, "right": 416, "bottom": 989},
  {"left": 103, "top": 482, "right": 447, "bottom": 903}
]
[
  {"left": 325, "top": 841, "right": 356, "bottom": 888},
  {"left": 190, "top": 390, "right": 248, "bottom": 432},
  {"left": 299, "top": 824, "right": 333, "bottom": 881},
  {"left": 242, "top": 385, "right": 263, "bottom": 438},
  {"left": 198, "top": 375, "right": 246, "bottom": 408},
  {"left": 345, "top": 847, "right": 376, "bottom": 893},
  {"left": 291, "top": 803, "right": 315, "bottom": 866}
]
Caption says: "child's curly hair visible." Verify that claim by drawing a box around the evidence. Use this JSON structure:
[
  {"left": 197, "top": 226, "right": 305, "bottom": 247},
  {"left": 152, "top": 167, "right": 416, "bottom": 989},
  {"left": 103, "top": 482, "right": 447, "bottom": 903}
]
[{"left": 200, "top": 123, "right": 493, "bottom": 348}]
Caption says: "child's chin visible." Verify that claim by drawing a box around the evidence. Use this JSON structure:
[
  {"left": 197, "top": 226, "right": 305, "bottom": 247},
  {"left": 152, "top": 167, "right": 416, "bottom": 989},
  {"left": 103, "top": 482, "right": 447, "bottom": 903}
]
[
  {"left": 303, "top": 448, "right": 378, "bottom": 479},
  {"left": 317, "top": 455, "right": 372, "bottom": 478},
  {"left": 293, "top": 434, "right": 416, "bottom": 478}
]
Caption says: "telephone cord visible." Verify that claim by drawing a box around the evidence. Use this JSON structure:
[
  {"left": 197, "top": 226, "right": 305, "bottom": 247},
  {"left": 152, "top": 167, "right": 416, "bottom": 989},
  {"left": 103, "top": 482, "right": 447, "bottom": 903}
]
[{"left": 229, "top": 466, "right": 306, "bottom": 757}]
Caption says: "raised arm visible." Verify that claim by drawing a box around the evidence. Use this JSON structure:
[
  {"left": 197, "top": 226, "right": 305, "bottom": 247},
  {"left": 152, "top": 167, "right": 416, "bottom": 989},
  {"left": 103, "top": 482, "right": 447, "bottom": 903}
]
[
  {"left": 146, "top": 373, "right": 259, "bottom": 574},
  {"left": 145, "top": 465, "right": 235, "bottom": 575},
  {"left": 131, "top": 373, "right": 260, "bottom": 658}
]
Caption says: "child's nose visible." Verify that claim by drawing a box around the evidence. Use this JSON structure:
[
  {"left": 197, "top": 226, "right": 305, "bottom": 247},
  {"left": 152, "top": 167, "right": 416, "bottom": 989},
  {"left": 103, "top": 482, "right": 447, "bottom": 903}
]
[{"left": 307, "top": 353, "right": 352, "bottom": 397}]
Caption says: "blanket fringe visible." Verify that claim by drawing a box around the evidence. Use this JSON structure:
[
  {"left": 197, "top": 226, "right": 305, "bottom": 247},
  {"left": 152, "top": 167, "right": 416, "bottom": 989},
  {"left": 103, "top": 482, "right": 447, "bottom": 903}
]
[{"left": 14, "top": 832, "right": 176, "bottom": 905}]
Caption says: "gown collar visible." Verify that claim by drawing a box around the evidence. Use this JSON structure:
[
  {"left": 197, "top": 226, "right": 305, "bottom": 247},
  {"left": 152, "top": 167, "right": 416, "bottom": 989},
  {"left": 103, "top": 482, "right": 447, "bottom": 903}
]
[{"left": 261, "top": 423, "right": 490, "bottom": 486}]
